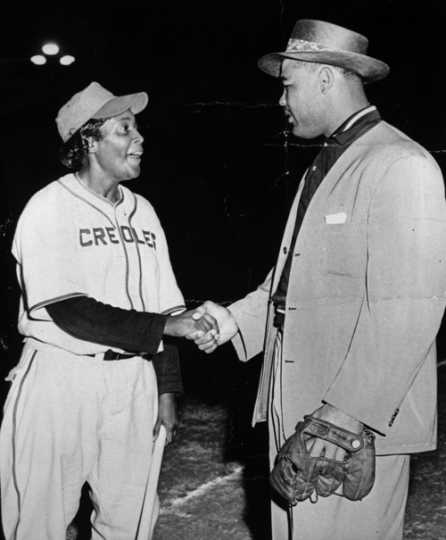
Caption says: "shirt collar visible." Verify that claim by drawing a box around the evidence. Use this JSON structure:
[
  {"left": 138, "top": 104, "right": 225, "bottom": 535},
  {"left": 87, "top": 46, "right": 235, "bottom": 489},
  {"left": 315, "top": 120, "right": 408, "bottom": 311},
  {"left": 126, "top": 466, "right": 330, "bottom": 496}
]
[{"left": 328, "top": 105, "right": 380, "bottom": 145}]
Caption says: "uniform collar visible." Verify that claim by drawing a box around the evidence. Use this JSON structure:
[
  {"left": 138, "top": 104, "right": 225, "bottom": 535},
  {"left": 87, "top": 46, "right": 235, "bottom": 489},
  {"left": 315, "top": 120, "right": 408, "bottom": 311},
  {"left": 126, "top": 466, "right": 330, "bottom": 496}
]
[
  {"left": 73, "top": 172, "right": 124, "bottom": 207},
  {"left": 58, "top": 174, "right": 135, "bottom": 217}
]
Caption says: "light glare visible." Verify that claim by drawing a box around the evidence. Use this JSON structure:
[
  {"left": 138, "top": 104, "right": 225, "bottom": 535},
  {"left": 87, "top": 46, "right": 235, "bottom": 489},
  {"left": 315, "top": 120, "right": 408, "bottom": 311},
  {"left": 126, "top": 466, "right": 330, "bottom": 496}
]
[
  {"left": 59, "top": 55, "right": 75, "bottom": 66},
  {"left": 30, "top": 55, "right": 47, "bottom": 66},
  {"left": 42, "top": 42, "right": 60, "bottom": 55}
]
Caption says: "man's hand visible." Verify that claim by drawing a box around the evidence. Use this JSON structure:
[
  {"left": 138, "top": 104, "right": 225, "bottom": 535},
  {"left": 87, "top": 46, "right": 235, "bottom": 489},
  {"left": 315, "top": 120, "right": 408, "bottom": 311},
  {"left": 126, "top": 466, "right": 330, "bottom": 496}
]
[
  {"left": 164, "top": 308, "right": 219, "bottom": 344},
  {"left": 153, "top": 393, "right": 178, "bottom": 444},
  {"left": 193, "top": 301, "right": 239, "bottom": 353},
  {"left": 306, "top": 403, "right": 362, "bottom": 463}
]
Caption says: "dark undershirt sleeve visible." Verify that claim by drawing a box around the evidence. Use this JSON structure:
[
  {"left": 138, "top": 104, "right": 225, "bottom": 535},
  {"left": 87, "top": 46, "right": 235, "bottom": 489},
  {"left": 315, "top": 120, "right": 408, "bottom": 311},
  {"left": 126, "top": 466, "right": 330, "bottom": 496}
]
[
  {"left": 46, "top": 296, "right": 167, "bottom": 355},
  {"left": 152, "top": 342, "right": 183, "bottom": 395}
]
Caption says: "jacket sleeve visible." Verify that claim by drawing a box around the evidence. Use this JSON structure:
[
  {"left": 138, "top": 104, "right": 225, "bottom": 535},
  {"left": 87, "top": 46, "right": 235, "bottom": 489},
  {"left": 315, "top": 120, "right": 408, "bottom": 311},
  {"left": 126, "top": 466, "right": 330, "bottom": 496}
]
[
  {"left": 229, "top": 269, "right": 273, "bottom": 361},
  {"left": 323, "top": 154, "right": 446, "bottom": 434}
]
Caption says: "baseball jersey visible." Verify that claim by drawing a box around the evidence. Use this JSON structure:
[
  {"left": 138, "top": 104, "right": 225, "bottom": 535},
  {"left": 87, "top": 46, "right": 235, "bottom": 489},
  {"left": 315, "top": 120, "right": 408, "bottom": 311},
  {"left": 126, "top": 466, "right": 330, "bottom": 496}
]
[{"left": 12, "top": 173, "right": 185, "bottom": 355}]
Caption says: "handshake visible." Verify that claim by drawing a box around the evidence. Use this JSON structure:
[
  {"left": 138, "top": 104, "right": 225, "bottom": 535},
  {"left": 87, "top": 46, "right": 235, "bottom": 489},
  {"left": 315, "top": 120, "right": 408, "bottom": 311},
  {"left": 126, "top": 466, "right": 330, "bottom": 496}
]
[{"left": 164, "top": 300, "right": 238, "bottom": 353}]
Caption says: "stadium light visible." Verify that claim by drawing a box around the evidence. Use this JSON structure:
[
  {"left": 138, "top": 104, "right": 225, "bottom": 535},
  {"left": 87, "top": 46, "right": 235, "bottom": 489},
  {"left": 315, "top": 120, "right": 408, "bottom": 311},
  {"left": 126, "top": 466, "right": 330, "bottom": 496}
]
[
  {"left": 59, "top": 55, "right": 76, "bottom": 66},
  {"left": 29, "top": 42, "right": 76, "bottom": 67},
  {"left": 30, "top": 54, "right": 47, "bottom": 66},
  {"left": 42, "top": 42, "right": 60, "bottom": 55}
]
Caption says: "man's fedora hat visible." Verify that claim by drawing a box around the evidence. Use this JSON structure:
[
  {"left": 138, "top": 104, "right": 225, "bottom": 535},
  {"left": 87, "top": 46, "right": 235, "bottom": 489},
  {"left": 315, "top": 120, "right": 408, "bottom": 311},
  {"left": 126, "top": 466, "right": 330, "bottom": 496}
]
[{"left": 258, "top": 19, "right": 389, "bottom": 83}]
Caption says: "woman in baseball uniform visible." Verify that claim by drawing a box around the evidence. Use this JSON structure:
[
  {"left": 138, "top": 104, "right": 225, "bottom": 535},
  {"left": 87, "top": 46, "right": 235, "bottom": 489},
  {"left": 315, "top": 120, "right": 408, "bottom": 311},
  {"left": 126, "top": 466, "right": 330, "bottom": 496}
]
[{"left": 0, "top": 82, "right": 218, "bottom": 540}]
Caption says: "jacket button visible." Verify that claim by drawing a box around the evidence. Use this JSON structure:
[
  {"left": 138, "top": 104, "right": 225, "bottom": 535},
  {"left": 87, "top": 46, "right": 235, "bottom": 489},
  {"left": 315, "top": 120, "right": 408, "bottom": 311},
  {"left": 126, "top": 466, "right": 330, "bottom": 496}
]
[{"left": 283, "top": 247, "right": 288, "bottom": 254}]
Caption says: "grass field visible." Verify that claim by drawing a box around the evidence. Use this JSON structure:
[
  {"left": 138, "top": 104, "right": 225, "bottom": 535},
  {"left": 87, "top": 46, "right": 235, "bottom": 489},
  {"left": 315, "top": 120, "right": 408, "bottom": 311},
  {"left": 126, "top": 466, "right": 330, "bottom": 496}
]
[
  {"left": 154, "top": 367, "right": 446, "bottom": 540},
  {"left": 4, "top": 345, "right": 446, "bottom": 539}
]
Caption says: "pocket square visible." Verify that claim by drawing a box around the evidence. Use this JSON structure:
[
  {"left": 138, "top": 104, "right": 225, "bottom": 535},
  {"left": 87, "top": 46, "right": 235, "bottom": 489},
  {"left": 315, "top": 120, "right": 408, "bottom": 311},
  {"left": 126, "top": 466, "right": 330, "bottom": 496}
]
[{"left": 325, "top": 212, "right": 347, "bottom": 225}]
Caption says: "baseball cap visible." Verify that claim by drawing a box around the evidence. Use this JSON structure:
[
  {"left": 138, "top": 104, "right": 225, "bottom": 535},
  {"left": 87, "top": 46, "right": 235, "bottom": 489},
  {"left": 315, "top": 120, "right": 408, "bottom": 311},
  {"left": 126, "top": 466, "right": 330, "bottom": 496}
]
[{"left": 56, "top": 81, "right": 149, "bottom": 142}]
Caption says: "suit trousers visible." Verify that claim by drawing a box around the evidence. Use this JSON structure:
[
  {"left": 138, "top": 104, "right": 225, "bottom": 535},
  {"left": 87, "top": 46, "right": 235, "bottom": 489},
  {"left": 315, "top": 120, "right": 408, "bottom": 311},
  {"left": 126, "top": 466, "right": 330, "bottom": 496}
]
[{"left": 269, "top": 332, "right": 410, "bottom": 540}]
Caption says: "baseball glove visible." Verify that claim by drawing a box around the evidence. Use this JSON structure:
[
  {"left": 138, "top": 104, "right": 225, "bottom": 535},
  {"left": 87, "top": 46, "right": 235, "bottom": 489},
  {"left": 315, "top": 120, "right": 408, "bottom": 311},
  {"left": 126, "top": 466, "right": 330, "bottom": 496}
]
[{"left": 270, "top": 416, "right": 375, "bottom": 506}]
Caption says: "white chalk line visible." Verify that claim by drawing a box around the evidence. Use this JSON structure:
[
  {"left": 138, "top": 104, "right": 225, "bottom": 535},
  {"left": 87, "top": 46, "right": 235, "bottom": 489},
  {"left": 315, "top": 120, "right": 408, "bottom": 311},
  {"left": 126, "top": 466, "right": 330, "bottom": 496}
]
[{"left": 160, "top": 465, "right": 243, "bottom": 515}]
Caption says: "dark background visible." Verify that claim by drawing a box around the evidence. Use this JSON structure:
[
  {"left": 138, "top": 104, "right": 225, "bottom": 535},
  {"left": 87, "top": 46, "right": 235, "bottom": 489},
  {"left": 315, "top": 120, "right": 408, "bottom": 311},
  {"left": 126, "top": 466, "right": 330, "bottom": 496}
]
[{"left": 1, "top": 0, "right": 445, "bottom": 440}]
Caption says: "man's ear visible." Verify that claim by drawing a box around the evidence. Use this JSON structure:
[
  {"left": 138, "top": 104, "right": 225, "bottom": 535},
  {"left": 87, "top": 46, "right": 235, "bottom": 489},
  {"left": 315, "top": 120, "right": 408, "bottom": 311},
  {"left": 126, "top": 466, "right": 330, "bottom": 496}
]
[{"left": 319, "top": 66, "right": 335, "bottom": 95}]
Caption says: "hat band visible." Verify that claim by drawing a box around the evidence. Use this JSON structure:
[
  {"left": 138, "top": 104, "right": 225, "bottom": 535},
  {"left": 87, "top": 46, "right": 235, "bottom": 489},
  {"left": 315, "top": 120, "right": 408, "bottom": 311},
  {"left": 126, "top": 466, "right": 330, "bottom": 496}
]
[{"left": 285, "top": 38, "right": 327, "bottom": 53}]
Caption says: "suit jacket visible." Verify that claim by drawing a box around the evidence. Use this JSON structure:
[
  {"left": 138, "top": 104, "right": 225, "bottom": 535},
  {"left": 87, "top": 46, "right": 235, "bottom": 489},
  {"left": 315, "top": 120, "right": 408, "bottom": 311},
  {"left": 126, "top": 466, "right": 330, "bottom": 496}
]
[{"left": 229, "top": 121, "right": 446, "bottom": 454}]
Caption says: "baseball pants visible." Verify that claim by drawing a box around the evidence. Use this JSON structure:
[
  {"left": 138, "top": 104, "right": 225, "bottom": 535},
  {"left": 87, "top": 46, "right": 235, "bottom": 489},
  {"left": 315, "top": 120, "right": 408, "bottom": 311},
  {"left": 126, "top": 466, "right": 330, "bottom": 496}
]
[{"left": 0, "top": 340, "right": 161, "bottom": 540}]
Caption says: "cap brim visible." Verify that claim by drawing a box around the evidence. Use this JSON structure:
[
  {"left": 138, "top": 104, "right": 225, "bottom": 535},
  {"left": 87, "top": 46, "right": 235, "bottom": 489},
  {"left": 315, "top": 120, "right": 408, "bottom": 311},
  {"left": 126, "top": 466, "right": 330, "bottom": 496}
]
[
  {"left": 92, "top": 91, "right": 149, "bottom": 119},
  {"left": 258, "top": 51, "right": 390, "bottom": 83}
]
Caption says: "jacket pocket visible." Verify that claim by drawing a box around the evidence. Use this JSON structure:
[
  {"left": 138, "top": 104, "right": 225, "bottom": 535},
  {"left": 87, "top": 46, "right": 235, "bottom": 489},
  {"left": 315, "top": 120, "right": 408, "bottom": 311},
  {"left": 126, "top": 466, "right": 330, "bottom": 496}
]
[{"left": 322, "top": 223, "right": 364, "bottom": 279}]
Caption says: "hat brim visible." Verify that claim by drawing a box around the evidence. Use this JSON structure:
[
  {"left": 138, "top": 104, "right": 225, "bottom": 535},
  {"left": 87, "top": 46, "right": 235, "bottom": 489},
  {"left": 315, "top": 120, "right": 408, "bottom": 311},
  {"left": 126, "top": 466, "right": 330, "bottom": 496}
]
[
  {"left": 92, "top": 91, "right": 149, "bottom": 120},
  {"left": 258, "top": 50, "right": 389, "bottom": 83}
]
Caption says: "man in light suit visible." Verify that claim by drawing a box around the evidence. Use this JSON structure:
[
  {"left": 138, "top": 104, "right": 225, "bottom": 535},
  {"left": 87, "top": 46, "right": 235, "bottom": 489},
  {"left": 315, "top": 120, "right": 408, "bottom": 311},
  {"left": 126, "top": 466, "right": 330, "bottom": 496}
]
[{"left": 196, "top": 19, "right": 446, "bottom": 540}]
